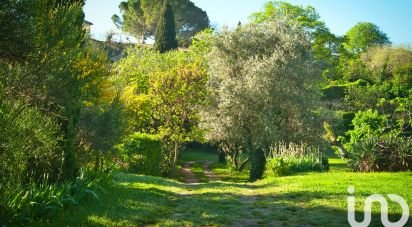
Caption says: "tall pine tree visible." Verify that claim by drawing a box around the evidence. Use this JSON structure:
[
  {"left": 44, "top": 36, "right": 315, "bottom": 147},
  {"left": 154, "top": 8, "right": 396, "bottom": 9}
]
[{"left": 154, "top": 0, "right": 178, "bottom": 53}]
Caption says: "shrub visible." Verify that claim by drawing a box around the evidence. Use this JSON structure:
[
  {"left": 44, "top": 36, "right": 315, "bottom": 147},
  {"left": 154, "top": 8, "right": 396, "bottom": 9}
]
[
  {"left": 116, "top": 133, "right": 163, "bottom": 176},
  {"left": 321, "top": 79, "right": 368, "bottom": 101},
  {"left": 0, "top": 169, "right": 113, "bottom": 226},
  {"left": 265, "top": 157, "right": 325, "bottom": 177},
  {"left": 321, "top": 84, "right": 346, "bottom": 100},
  {"left": 343, "top": 110, "right": 412, "bottom": 172},
  {"left": 347, "top": 135, "right": 412, "bottom": 172},
  {"left": 341, "top": 109, "right": 388, "bottom": 151},
  {"left": 77, "top": 99, "right": 125, "bottom": 172},
  {"left": 0, "top": 100, "right": 62, "bottom": 197},
  {"left": 332, "top": 111, "right": 355, "bottom": 140},
  {"left": 265, "top": 143, "right": 328, "bottom": 177}
]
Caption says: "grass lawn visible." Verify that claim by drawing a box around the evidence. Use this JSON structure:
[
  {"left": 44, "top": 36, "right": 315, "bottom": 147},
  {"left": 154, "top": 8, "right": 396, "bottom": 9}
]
[{"left": 36, "top": 151, "right": 412, "bottom": 226}]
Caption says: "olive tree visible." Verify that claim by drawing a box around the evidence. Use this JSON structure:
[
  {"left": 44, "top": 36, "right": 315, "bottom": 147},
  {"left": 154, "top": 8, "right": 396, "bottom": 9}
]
[{"left": 201, "top": 21, "right": 321, "bottom": 181}]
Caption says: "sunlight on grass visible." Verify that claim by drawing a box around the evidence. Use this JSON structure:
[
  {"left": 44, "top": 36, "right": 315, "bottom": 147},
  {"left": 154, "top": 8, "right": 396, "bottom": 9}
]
[
  {"left": 179, "top": 147, "right": 218, "bottom": 163},
  {"left": 38, "top": 155, "right": 412, "bottom": 226}
]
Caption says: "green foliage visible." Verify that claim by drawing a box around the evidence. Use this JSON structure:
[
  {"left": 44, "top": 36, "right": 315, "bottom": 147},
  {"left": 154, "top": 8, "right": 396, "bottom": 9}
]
[
  {"left": 265, "top": 157, "right": 325, "bottom": 177},
  {"left": 249, "top": 149, "right": 266, "bottom": 181},
  {"left": 341, "top": 109, "right": 388, "bottom": 150},
  {"left": 321, "top": 79, "right": 368, "bottom": 101},
  {"left": 325, "top": 111, "right": 356, "bottom": 142},
  {"left": 0, "top": 0, "right": 34, "bottom": 62},
  {"left": 334, "top": 46, "right": 412, "bottom": 171},
  {"left": 321, "top": 84, "right": 346, "bottom": 100},
  {"left": 74, "top": 44, "right": 125, "bottom": 172},
  {"left": 201, "top": 20, "right": 322, "bottom": 181},
  {"left": 117, "top": 133, "right": 163, "bottom": 176},
  {"left": 341, "top": 110, "right": 412, "bottom": 172},
  {"left": 189, "top": 28, "right": 214, "bottom": 62},
  {"left": 154, "top": 0, "right": 178, "bottom": 53},
  {"left": 115, "top": 47, "right": 208, "bottom": 175},
  {"left": 344, "top": 22, "right": 391, "bottom": 54},
  {"left": 113, "top": 0, "right": 209, "bottom": 46},
  {"left": 1, "top": 1, "right": 122, "bottom": 224},
  {"left": 0, "top": 100, "right": 62, "bottom": 192},
  {"left": 347, "top": 135, "right": 412, "bottom": 172},
  {"left": 266, "top": 142, "right": 327, "bottom": 177},
  {"left": 344, "top": 83, "right": 390, "bottom": 110},
  {"left": 331, "top": 23, "right": 391, "bottom": 83},
  {"left": 78, "top": 98, "right": 125, "bottom": 171},
  {"left": 361, "top": 46, "right": 412, "bottom": 85},
  {"left": 250, "top": 1, "right": 340, "bottom": 62},
  {"left": 0, "top": 0, "right": 90, "bottom": 182},
  {"left": 0, "top": 170, "right": 113, "bottom": 226}
]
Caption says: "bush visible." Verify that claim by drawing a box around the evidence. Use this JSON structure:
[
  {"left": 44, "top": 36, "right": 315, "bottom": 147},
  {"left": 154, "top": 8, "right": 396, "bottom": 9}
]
[
  {"left": 265, "top": 157, "right": 326, "bottom": 177},
  {"left": 321, "top": 80, "right": 368, "bottom": 101},
  {"left": 343, "top": 110, "right": 412, "bottom": 172},
  {"left": 0, "top": 100, "right": 62, "bottom": 197},
  {"left": 116, "top": 133, "right": 163, "bottom": 176},
  {"left": 325, "top": 111, "right": 355, "bottom": 141},
  {"left": 0, "top": 169, "right": 113, "bottom": 226},
  {"left": 77, "top": 99, "right": 125, "bottom": 172},
  {"left": 266, "top": 143, "right": 328, "bottom": 177},
  {"left": 341, "top": 109, "right": 388, "bottom": 151},
  {"left": 321, "top": 84, "right": 346, "bottom": 100},
  {"left": 347, "top": 135, "right": 412, "bottom": 172}
]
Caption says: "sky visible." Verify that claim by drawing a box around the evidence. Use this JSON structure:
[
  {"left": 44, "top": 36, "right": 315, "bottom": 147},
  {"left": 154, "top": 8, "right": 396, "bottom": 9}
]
[{"left": 84, "top": 0, "right": 412, "bottom": 46}]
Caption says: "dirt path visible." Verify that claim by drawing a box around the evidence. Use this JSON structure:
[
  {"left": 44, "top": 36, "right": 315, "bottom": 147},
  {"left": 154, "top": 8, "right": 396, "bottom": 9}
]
[
  {"left": 202, "top": 161, "right": 220, "bottom": 181},
  {"left": 181, "top": 161, "right": 220, "bottom": 183},
  {"left": 181, "top": 162, "right": 199, "bottom": 184}
]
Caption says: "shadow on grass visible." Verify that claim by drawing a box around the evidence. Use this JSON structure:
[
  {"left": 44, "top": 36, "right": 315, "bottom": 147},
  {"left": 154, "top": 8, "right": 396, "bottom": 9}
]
[{"left": 37, "top": 173, "right": 411, "bottom": 226}]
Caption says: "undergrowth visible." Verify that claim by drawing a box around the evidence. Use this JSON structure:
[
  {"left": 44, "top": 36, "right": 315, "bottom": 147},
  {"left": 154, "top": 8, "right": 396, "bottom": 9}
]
[{"left": 0, "top": 169, "right": 113, "bottom": 226}]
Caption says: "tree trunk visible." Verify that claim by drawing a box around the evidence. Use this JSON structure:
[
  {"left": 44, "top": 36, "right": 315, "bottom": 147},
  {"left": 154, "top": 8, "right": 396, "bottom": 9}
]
[
  {"left": 233, "top": 148, "right": 239, "bottom": 170},
  {"left": 171, "top": 140, "right": 179, "bottom": 177}
]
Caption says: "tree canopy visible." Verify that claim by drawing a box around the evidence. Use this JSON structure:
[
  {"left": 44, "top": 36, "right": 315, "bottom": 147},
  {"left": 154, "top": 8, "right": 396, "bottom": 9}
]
[
  {"left": 343, "top": 22, "right": 391, "bottom": 54},
  {"left": 112, "top": 0, "right": 210, "bottom": 46},
  {"left": 0, "top": 0, "right": 34, "bottom": 62},
  {"left": 250, "top": 1, "right": 340, "bottom": 62},
  {"left": 201, "top": 21, "right": 322, "bottom": 181},
  {"left": 114, "top": 47, "right": 208, "bottom": 175}
]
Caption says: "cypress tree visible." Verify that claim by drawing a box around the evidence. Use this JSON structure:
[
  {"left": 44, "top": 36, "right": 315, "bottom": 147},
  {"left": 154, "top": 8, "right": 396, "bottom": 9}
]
[
  {"left": 154, "top": 0, "right": 178, "bottom": 53},
  {"left": 249, "top": 148, "right": 266, "bottom": 182}
]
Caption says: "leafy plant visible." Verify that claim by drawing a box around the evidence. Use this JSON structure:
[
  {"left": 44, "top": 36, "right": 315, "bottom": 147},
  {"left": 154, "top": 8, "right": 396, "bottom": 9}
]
[
  {"left": 115, "top": 48, "right": 208, "bottom": 176},
  {"left": 0, "top": 100, "right": 62, "bottom": 194},
  {"left": 340, "top": 109, "right": 388, "bottom": 151},
  {"left": 116, "top": 133, "right": 163, "bottom": 176},
  {"left": 342, "top": 110, "right": 412, "bottom": 171},
  {"left": 265, "top": 157, "right": 325, "bottom": 177},
  {"left": 265, "top": 143, "right": 328, "bottom": 177},
  {"left": 0, "top": 169, "right": 113, "bottom": 225},
  {"left": 347, "top": 135, "right": 412, "bottom": 172}
]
